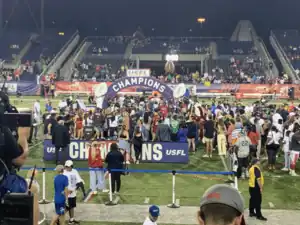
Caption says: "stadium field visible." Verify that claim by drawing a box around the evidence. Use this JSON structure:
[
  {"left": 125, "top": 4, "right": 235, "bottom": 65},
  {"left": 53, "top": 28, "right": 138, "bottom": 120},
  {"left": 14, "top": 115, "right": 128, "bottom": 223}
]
[{"left": 12, "top": 96, "right": 300, "bottom": 224}]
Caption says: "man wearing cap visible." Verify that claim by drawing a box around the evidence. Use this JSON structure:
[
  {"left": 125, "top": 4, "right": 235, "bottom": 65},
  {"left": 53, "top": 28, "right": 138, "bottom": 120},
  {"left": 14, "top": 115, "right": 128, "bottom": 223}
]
[
  {"left": 50, "top": 165, "right": 69, "bottom": 225},
  {"left": 64, "top": 161, "right": 80, "bottom": 224},
  {"left": 248, "top": 159, "right": 267, "bottom": 221},
  {"left": 143, "top": 205, "right": 160, "bottom": 225},
  {"left": 198, "top": 184, "right": 246, "bottom": 225}
]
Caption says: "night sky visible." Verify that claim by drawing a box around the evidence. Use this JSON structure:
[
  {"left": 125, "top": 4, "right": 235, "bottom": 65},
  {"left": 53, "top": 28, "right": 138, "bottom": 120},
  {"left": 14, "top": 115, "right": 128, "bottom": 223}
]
[{"left": 2, "top": 0, "right": 299, "bottom": 38}]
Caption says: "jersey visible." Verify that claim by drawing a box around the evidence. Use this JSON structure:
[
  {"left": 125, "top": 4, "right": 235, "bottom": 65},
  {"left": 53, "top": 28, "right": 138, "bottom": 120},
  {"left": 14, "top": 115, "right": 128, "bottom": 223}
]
[
  {"left": 63, "top": 170, "right": 79, "bottom": 198},
  {"left": 54, "top": 174, "right": 68, "bottom": 204},
  {"left": 235, "top": 136, "right": 251, "bottom": 158}
]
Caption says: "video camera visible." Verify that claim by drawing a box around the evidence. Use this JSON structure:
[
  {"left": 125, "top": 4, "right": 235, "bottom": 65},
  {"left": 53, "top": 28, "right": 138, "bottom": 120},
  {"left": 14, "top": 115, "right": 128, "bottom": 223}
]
[{"left": 0, "top": 74, "right": 34, "bottom": 225}]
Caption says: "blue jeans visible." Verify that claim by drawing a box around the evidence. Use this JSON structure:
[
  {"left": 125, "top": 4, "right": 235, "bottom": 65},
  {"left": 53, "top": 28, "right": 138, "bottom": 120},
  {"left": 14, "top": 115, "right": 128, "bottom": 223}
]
[
  {"left": 284, "top": 152, "right": 291, "bottom": 169},
  {"left": 89, "top": 168, "right": 106, "bottom": 191}
]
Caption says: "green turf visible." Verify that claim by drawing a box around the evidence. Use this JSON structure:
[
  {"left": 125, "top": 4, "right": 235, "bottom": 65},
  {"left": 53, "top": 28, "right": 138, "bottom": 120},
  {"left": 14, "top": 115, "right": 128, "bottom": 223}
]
[
  {"left": 78, "top": 223, "right": 188, "bottom": 225},
  {"left": 14, "top": 96, "right": 300, "bottom": 211}
]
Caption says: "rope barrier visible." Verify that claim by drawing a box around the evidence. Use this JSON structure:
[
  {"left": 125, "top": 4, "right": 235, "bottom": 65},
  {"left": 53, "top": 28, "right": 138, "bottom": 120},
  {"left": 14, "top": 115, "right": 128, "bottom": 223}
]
[
  {"left": 21, "top": 167, "right": 234, "bottom": 175},
  {"left": 21, "top": 167, "right": 237, "bottom": 208}
]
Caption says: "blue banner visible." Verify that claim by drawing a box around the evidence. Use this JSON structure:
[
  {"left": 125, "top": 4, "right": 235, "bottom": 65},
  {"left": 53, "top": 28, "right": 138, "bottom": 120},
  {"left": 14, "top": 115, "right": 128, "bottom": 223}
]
[
  {"left": 43, "top": 140, "right": 189, "bottom": 164},
  {"left": 140, "top": 142, "right": 189, "bottom": 164}
]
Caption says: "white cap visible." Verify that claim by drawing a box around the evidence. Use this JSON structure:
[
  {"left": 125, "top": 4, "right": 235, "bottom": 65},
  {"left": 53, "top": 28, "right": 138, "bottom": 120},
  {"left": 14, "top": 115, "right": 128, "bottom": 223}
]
[
  {"left": 65, "top": 160, "right": 73, "bottom": 167},
  {"left": 50, "top": 110, "right": 57, "bottom": 114}
]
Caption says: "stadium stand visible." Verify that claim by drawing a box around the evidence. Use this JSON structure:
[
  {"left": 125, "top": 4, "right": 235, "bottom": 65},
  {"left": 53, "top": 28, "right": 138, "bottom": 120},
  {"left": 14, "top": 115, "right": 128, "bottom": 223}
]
[
  {"left": 0, "top": 31, "right": 32, "bottom": 61},
  {"left": 272, "top": 30, "right": 300, "bottom": 70}
]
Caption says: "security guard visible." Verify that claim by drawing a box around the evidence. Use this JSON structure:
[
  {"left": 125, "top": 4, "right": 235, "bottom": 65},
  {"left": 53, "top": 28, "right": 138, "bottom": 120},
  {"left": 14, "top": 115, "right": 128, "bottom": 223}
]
[{"left": 248, "top": 159, "right": 267, "bottom": 221}]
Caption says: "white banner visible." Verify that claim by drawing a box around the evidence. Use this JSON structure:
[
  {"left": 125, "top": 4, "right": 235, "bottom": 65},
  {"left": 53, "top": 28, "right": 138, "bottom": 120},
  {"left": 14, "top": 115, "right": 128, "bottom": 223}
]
[
  {"left": 0, "top": 83, "right": 17, "bottom": 93},
  {"left": 127, "top": 69, "right": 150, "bottom": 77}
]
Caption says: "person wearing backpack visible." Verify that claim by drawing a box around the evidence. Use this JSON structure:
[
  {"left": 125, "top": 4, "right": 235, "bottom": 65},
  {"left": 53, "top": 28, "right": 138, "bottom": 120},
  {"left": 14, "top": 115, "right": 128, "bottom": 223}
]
[{"left": 170, "top": 115, "right": 179, "bottom": 141}]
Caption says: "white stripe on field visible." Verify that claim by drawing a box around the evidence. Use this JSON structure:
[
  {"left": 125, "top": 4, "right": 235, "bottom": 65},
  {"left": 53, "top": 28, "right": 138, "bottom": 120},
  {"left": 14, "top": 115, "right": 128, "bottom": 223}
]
[
  {"left": 219, "top": 155, "right": 231, "bottom": 180},
  {"left": 29, "top": 141, "right": 43, "bottom": 150},
  {"left": 144, "top": 197, "right": 150, "bottom": 204},
  {"left": 269, "top": 202, "right": 275, "bottom": 208}
]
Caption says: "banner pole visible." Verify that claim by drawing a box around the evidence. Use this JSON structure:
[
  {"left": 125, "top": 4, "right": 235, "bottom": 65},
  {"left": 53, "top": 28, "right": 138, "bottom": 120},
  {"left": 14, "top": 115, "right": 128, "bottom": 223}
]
[
  {"left": 38, "top": 168, "right": 51, "bottom": 204},
  {"left": 105, "top": 170, "right": 117, "bottom": 206},
  {"left": 168, "top": 170, "right": 180, "bottom": 208}
]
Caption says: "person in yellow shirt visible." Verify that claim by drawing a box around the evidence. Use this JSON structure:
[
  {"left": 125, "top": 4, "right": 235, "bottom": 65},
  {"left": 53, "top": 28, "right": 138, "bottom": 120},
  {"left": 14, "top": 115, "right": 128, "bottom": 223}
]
[{"left": 248, "top": 159, "right": 267, "bottom": 221}]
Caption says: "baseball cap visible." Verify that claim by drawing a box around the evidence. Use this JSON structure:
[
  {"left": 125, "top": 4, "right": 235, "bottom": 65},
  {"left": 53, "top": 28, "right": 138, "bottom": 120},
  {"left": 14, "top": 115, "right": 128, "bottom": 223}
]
[
  {"left": 65, "top": 160, "right": 73, "bottom": 167},
  {"left": 149, "top": 205, "right": 160, "bottom": 217},
  {"left": 200, "top": 184, "right": 245, "bottom": 219},
  {"left": 55, "top": 165, "right": 64, "bottom": 172}
]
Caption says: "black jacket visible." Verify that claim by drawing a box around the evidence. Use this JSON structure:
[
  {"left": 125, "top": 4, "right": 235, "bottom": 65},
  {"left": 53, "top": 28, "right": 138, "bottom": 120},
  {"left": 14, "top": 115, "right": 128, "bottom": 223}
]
[
  {"left": 105, "top": 150, "right": 124, "bottom": 170},
  {"left": 291, "top": 132, "right": 300, "bottom": 152},
  {"left": 52, "top": 124, "right": 70, "bottom": 147}
]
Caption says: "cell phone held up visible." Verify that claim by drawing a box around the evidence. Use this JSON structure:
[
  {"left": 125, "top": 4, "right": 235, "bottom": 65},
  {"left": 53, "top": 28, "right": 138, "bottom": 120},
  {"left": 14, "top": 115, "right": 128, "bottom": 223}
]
[{"left": 2, "top": 113, "right": 32, "bottom": 128}]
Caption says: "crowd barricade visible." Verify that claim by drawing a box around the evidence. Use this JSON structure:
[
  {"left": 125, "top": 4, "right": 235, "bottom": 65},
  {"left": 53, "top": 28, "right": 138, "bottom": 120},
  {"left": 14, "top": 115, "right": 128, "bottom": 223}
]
[{"left": 21, "top": 167, "right": 237, "bottom": 208}]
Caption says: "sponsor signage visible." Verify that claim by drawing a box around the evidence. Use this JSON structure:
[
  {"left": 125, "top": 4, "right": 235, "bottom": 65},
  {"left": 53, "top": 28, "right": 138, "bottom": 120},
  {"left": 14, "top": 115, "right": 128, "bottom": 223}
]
[
  {"left": 140, "top": 142, "right": 189, "bottom": 163},
  {"left": 126, "top": 69, "right": 150, "bottom": 77},
  {"left": 43, "top": 140, "right": 117, "bottom": 161},
  {"left": 43, "top": 140, "right": 189, "bottom": 163}
]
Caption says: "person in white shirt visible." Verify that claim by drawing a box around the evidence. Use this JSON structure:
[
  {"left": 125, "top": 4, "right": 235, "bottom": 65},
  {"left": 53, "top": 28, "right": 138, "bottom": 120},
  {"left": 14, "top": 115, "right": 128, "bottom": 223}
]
[
  {"left": 143, "top": 205, "right": 160, "bottom": 225},
  {"left": 266, "top": 126, "right": 281, "bottom": 170},
  {"left": 282, "top": 130, "right": 291, "bottom": 171},
  {"left": 64, "top": 161, "right": 80, "bottom": 224},
  {"left": 65, "top": 160, "right": 87, "bottom": 200}
]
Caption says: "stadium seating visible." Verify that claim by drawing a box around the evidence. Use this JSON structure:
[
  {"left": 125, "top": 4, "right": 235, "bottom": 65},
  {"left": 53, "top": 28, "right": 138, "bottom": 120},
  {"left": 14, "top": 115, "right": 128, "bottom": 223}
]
[
  {"left": 216, "top": 40, "right": 254, "bottom": 55},
  {"left": 0, "top": 31, "right": 31, "bottom": 61},
  {"left": 87, "top": 40, "right": 127, "bottom": 55},
  {"left": 272, "top": 30, "right": 300, "bottom": 70},
  {"left": 132, "top": 40, "right": 170, "bottom": 54},
  {"left": 23, "top": 30, "right": 73, "bottom": 61}
]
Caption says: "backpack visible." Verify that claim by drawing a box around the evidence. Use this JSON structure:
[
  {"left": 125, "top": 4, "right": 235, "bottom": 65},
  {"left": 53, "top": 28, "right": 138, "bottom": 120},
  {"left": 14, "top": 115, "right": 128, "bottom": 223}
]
[{"left": 0, "top": 159, "right": 28, "bottom": 199}]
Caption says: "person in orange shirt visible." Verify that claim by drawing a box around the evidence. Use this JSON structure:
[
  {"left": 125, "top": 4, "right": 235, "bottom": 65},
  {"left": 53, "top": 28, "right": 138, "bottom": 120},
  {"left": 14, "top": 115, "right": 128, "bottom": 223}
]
[{"left": 248, "top": 125, "right": 260, "bottom": 159}]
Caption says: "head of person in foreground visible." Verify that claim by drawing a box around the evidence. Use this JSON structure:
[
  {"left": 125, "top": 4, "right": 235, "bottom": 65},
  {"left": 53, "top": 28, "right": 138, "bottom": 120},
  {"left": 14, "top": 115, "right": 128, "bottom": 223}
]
[{"left": 198, "top": 184, "right": 245, "bottom": 225}]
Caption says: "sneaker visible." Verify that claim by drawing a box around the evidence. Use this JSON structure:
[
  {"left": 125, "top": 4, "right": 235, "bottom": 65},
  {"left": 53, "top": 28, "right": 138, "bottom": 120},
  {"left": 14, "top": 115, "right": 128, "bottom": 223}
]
[
  {"left": 256, "top": 216, "right": 267, "bottom": 221},
  {"left": 125, "top": 161, "right": 131, "bottom": 164},
  {"left": 93, "top": 191, "right": 98, "bottom": 195},
  {"left": 69, "top": 220, "right": 80, "bottom": 224},
  {"left": 249, "top": 212, "right": 256, "bottom": 217},
  {"left": 114, "top": 191, "right": 119, "bottom": 195},
  {"left": 203, "top": 154, "right": 209, "bottom": 158},
  {"left": 281, "top": 167, "right": 289, "bottom": 171},
  {"left": 290, "top": 170, "right": 299, "bottom": 176},
  {"left": 102, "top": 189, "right": 109, "bottom": 193}
]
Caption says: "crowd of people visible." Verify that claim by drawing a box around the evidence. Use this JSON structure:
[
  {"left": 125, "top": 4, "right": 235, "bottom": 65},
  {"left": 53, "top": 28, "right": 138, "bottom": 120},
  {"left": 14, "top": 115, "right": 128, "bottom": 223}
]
[{"left": 30, "top": 89, "right": 300, "bottom": 225}]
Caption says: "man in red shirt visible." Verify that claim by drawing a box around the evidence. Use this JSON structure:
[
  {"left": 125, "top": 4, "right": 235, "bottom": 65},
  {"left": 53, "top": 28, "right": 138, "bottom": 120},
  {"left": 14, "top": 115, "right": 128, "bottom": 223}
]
[
  {"left": 159, "top": 102, "right": 168, "bottom": 119},
  {"left": 85, "top": 142, "right": 108, "bottom": 202}
]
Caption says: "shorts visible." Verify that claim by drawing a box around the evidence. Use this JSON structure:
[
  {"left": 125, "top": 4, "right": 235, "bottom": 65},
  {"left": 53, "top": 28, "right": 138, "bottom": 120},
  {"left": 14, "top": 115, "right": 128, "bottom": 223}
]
[
  {"left": 68, "top": 197, "right": 77, "bottom": 209},
  {"left": 238, "top": 157, "right": 249, "bottom": 168},
  {"left": 55, "top": 203, "right": 66, "bottom": 216},
  {"left": 94, "top": 126, "right": 103, "bottom": 133},
  {"left": 187, "top": 135, "right": 196, "bottom": 139},
  {"left": 203, "top": 137, "right": 213, "bottom": 143}
]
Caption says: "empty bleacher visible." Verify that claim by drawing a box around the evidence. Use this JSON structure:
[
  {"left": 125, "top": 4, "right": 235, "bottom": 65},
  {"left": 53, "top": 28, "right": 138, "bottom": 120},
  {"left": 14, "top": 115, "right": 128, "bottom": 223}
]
[{"left": 0, "top": 31, "right": 31, "bottom": 61}]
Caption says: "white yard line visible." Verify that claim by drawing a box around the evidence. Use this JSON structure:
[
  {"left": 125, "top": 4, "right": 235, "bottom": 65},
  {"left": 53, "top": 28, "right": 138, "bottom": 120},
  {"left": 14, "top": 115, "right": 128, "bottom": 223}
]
[{"left": 144, "top": 197, "right": 150, "bottom": 204}]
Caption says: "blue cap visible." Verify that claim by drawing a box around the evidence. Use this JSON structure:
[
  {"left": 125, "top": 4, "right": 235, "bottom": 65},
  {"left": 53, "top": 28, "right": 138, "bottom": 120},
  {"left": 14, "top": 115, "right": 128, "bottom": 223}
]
[{"left": 149, "top": 205, "right": 160, "bottom": 217}]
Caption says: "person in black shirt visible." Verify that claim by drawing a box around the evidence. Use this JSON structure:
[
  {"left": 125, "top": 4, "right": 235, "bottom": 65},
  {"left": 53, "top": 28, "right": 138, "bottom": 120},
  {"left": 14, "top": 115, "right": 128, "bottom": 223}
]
[
  {"left": 105, "top": 143, "right": 124, "bottom": 195},
  {"left": 203, "top": 115, "right": 215, "bottom": 158},
  {"left": 52, "top": 117, "right": 70, "bottom": 165}
]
